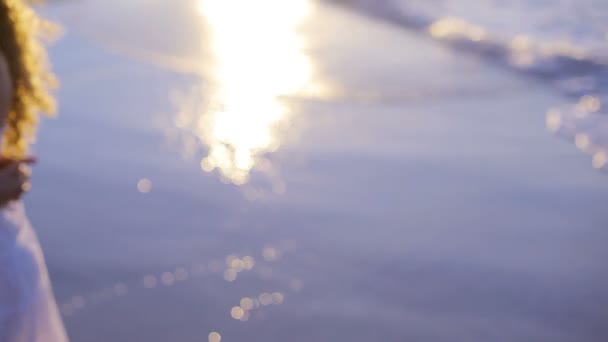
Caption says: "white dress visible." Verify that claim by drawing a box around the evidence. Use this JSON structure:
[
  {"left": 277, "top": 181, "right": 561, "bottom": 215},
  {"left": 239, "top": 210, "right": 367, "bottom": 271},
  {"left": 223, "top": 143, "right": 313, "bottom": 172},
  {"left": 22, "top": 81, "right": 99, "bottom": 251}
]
[{"left": 0, "top": 200, "right": 68, "bottom": 341}]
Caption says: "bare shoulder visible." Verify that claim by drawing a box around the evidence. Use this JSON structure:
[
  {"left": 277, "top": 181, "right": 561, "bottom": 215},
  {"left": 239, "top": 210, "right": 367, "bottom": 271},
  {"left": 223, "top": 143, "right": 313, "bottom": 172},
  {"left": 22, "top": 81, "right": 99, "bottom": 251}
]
[{"left": 0, "top": 52, "right": 12, "bottom": 123}]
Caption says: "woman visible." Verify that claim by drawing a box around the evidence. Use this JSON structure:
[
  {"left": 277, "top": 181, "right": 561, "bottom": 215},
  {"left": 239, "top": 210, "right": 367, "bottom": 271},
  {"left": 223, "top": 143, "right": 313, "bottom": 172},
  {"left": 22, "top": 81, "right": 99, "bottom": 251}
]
[{"left": 0, "top": 0, "right": 68, "bottom": 340}]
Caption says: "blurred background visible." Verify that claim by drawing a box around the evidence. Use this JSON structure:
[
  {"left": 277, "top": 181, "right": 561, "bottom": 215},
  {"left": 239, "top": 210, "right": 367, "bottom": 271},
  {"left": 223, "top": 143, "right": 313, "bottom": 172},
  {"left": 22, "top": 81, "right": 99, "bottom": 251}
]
[{"left": 27, "top": 0, "right": 608, "bottom": 341}]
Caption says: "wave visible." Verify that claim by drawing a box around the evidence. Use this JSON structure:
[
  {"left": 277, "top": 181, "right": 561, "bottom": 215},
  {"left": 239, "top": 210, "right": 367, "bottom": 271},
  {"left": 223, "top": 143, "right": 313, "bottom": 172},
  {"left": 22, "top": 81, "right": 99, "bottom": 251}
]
[
  {"left": 327, "top": 0, "right": 608, "bottom": 172},
  {"left": 327, "top": 0, "right": 608, "bottom": 96}
]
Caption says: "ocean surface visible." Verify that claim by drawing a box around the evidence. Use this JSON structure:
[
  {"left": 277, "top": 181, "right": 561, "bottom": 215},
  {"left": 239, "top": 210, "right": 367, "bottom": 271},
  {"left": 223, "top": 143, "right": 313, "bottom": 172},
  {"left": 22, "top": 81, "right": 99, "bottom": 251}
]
[
  {"left": 333, "top": 0, "right": 608, "bottom": 171},
  {"left": 27, "top": 0, "right": 608, "bottom": 341}
]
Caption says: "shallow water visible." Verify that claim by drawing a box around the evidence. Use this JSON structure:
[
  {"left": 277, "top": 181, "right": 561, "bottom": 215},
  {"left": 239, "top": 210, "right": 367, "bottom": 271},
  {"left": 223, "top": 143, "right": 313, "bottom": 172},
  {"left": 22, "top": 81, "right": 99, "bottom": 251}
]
[{"left": 26, "top": 1, "right": 608, "bottom": 341}]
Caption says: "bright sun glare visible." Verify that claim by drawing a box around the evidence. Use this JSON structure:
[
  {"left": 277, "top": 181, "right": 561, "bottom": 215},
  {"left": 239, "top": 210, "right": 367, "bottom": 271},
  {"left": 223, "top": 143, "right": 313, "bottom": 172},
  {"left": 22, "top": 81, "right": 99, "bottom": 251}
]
[{"left": 196, "top": 0, "right": 314, "bottom": 185}]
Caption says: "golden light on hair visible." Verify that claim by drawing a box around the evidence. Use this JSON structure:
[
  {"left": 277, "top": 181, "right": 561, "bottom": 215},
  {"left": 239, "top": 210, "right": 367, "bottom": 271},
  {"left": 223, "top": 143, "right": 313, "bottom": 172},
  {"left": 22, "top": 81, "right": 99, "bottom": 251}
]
[{"left": 0, "top": 0, "right": 58, "bottom": 158}]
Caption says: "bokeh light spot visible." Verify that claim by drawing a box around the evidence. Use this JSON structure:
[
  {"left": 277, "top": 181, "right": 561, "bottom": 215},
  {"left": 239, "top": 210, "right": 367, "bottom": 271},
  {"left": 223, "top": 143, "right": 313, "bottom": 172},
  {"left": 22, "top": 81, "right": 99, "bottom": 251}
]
[
  {"left": 208, "top": 332, "right": 222, "bottom": 342},
  {"left": 137, "top": 178, "right": 153, "bottom": 193}
]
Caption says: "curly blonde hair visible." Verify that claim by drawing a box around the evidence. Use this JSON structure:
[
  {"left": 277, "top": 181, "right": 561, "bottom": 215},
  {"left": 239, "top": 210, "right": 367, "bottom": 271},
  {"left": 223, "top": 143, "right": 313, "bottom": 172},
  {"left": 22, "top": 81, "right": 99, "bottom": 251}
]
[{"left": 0, "top": 0, "right": 56, "bottom": 158}]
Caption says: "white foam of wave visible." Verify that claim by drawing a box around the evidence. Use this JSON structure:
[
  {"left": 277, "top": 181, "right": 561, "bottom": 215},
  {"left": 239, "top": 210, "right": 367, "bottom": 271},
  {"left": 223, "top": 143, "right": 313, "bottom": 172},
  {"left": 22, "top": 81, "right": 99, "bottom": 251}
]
[
  {"left": 327, "top": 0, "right": 608, "bottom": 173},
  {"left": 328, "top": 0, "right": 608, "bottom": 95}
]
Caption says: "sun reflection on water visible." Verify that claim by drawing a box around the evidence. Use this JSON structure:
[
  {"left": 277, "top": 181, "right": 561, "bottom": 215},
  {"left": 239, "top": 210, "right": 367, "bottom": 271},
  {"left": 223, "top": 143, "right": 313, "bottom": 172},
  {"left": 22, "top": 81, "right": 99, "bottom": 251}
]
[{"left": 196, "top": 0, "right": 314, "bottom": 185}]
